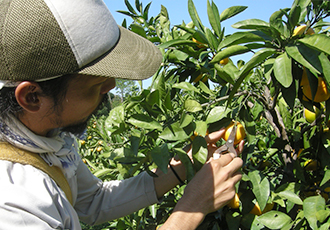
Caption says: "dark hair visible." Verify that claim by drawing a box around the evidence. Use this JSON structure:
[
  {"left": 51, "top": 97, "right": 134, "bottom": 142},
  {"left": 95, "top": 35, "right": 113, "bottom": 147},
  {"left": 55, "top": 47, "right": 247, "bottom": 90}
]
[{"left": 0, "top": 75, "right": 75, "bottom": 119}]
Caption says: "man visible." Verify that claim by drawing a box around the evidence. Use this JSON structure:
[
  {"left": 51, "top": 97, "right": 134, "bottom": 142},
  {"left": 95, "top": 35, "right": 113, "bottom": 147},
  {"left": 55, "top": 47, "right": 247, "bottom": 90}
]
[{"left": 0, "top": 0, "right": 243, "bottom": 229}]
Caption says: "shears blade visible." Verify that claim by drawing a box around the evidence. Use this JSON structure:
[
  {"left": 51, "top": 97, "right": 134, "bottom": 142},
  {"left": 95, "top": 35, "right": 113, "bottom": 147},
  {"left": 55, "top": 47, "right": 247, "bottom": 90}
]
[{"left": 213, "top": 124, "right": 237, "bottom": 159}]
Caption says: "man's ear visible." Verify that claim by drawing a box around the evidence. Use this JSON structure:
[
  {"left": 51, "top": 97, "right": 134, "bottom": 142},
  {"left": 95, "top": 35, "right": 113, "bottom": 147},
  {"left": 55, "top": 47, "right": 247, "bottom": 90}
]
[{"left": 15, "top": 82, "right": 42, "bottom": 112}]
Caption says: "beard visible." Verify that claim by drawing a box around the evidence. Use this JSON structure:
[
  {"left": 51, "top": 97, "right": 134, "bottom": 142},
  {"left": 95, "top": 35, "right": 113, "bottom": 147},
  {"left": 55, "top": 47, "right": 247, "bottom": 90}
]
[{"left": 61, "top": 95, "right": 110, "bottom": 136}]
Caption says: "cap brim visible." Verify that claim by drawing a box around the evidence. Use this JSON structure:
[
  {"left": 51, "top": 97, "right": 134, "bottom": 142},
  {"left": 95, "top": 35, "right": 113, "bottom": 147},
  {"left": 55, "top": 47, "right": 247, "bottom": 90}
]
[{"left": 78, "top": 26, "right": 162, "bottom": 80}]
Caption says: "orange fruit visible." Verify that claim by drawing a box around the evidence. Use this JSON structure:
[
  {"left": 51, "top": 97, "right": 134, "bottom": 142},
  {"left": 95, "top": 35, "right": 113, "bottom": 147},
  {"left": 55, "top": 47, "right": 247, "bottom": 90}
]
[
  {"left": 249, "top": 202, "right": 274, "bottom": 216},
  {"left": 300, "top": 67, "right": 309, "bottom": 86},
  {"left": 250, "top": 202, "right": 262, "bottom": 216},
  {"left": 227, "top": 193, "right": 240, "bottom": 209},
  {"left": 96, "top": 147, "right": 103, "bottom": 152},
  {"left": 297, "top": 148, "right": 303, "bottom": 158},
  {"left": 263, "top": 203, "right": 274, "bottom": 213},
  {"left": 192, "top": 38, "right": 206, "bottom": 48},
  {"left": 190, "top": 130, "right": 209, "bottom": 141},
  {"left": 220, "top": 57, "right": 229, "bottom": 65},
  {"left": 304, "top": 159, "right": 318, "bottom": 171},
  {"left": 304, "top": 106, "right": 321, "bottom": 123},
  {"left": 300, "top": 68, "right": 330, "bottom": 102},
  {"left": 321, "top": 192, "right": 329, "bottom": 201},
  {"left": 193, "top": 74, "right": 206, "bottom": 83},
  {"left": 293, "top": 25, "right": 315, "bottom": 36},
  {"left": 224, "top": 121, "right": 246, "bottom": 145}
]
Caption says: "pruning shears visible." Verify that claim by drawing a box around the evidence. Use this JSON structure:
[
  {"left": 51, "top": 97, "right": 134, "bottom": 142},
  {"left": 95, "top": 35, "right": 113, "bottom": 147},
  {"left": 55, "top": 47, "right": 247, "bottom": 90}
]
[{"left": 213, "top": 124, "right": 237, "bottom": 159}]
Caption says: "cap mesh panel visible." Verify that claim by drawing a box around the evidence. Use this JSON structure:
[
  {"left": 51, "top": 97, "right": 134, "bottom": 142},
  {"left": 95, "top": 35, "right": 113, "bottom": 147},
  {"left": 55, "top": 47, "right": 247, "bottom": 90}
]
[
  {"left": 79, "top": 27, "right": 163, "bottom": 80},
  {"left": 0, "top": 0, "right": 78, "bottom": 81}
]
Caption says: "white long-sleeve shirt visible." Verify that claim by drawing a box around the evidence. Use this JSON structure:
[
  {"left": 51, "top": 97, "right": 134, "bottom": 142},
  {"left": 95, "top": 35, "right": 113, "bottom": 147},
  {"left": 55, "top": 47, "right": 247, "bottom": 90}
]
[{"left": 0, "top": 158, "right": 158, "bottom": 229}]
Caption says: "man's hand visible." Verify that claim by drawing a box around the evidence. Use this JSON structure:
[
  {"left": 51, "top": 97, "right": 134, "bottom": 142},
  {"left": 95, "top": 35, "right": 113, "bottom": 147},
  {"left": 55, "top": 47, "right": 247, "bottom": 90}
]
[{"left": 160, "top": 128, "right": 244, "bottom": 229}]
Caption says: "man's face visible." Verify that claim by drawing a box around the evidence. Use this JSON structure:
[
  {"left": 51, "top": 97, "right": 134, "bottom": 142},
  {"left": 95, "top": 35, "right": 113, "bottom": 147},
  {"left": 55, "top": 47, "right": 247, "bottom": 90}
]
[{"left": 56, "top": 75, "right": 116, "bottom": 135}]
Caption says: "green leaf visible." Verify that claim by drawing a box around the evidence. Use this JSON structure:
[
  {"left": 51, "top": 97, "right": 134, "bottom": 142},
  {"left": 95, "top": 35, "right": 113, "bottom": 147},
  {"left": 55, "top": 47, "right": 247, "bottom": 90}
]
[
  {"left": 194, "top": 120, "right": 208, "bottom": 136},
  {"left": 319, "top": 53, "right": 330, "bottom": 87},
  {"left": 130, "top": 135, "right": 140, "bottom": 156},
  {"left": 173, "top": 82, "right": 200, "bottom": 93},
  {"left": 159, "top": 122, "right": 190, "bottom": 141},
  {"left": 160, "top": 5, "right": 169, "bottom": 19},
  {"left": 192, "top": 136, "right": 208, "bottom": 170},
  {"left": 320, "top": 169, "right": 330, "bottom": 186},
  {"left": 124, "top": 0, "right": 137, "bottom": 14},
  {"left": 180, "top": 113, "right": 194, "bottom": 128},
  {"left": 207, "top": 0, "right": 221, "bottom": 37},
  {"left": 273, "top": 53, "right": 293, "bottom": 88},
  {"left": 277, "top": 190, "right": 303, "bottom": 205},
  {"left": 158, "top": 39, "right": 196, "bottom": 49},
  {"left": 205, "top": 27, "right": 218, "bottom": 50},
  {"left": 264, "top": 58, "right": 275, "bottom": 82},
  {"left": 199, "top": 81, "right": 212, "bottom": 95},
  {"left": 150, "top": 144, "right": 171, "bottom": 174},
  {"left": 152, "top": 73, "right": 166, "bottom": 100},
  {"left": 146, "top": 90, "right": 160, "bottom": 107},
  {"left": 303, "top": 196, "right": 326, "bottom": 229},
  {"left": 219, "top": 6, "right": 248, "bottom": 22},
  {"left": 248, "top": 170, "right": 270, "bottom": 210},
  {"left": 210, "top": 45, "right": 251, "bottom": 64},
  {"left": 105, "top": 105, "right": 125, "bottom": 127},
  {"left": 240, "top": 48, "right": 277, "bottom": 77},
  {"left": 192, "top": 30, "right": 208, "bottom": 44},
  {"left": 291, "top": 0, "right": 310, "bottom": 23},
  {"left": 93, "top": 168, "right": 113, "bottom": 178},
  {"left": 128, "top": 114, "right": 163, "bottom": 131},
  {"left": 285, "top": 44, "right": 321, "bottom": 75},
  {"left": 206, "top": 106, "right": 231, "bottom": 124},
  {"left": 288, "top": 5, "right": 301, "bottom": 30},
  {"left": 228, "top": 48, "right": 276, "bottom": 105},
  {"left": 218, "top": 32, "right": 265, "bottom": 50},
  {"left": 117, "top": 10, "right": 135, "bottom": 18},
  {"left": 299, "top": 34, "right": 330, "bottom": 56},
  {"left": 214, "top": 64, "right": 235, "bottom": 85},
  {"left": 175, "top": 148, "right": 194, "bottom": 182},
  {"left": 135, "top": 0, "right": 141, "bottom": 13},
  {"left": 316, "top": 210, "right": 330, "bottom": 224},
  {"left": 232, "top": 19, "right": 269, "bottom": 30},
  {"left": 269, "top": 10, "right": 287, "bottom": 35},
  {"left": 168, "top": 50, "right": 189, "bottom": 63},
  {"left": 184, "top": 99, "right": 202, "bottom": 113},
  {"left": 130, "top": 24, "right": 146, "bottom": 38},
  {"left": 188, "top": 0, "right": 204, "bottom": 31},
  {"left": 257, "top": 211, "right": 292, "bottom": 229},
  {"left": 320, "top": 222, "right": 330, "bottom": 230}
]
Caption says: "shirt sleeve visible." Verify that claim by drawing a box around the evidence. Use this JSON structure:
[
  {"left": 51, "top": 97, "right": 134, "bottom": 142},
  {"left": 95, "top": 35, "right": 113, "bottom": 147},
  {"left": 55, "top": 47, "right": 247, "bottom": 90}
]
[
  {"left": 0, "top": 160, "right": 81, "bottom": 230},
  {"left": 74, "top": 160, "right": 160, "bottom": 225}
]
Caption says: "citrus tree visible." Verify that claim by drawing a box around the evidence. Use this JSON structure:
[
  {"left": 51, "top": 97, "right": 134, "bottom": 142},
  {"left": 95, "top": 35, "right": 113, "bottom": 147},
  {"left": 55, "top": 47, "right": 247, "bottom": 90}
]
[{"left": 79, "top": 0, "right": 330, "bottom": 229}]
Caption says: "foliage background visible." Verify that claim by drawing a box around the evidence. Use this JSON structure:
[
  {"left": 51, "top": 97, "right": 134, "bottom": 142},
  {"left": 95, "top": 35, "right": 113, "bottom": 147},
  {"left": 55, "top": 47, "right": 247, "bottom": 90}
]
[{"left": 80, "top": 0, "right": 330, "bottom": 229}]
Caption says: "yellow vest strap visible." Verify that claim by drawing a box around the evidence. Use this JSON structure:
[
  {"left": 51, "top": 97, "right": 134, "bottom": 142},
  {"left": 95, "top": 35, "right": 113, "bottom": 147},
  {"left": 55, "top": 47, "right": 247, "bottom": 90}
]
[{"left": 0, "top": 142, "right": 73, "bottom": 205}]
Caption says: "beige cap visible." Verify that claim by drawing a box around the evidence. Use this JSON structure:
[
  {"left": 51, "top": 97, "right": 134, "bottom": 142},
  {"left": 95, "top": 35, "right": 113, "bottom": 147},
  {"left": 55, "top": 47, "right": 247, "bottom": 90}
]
[{"left": 0, "top": 0, "right": 162, "bottom": 82}]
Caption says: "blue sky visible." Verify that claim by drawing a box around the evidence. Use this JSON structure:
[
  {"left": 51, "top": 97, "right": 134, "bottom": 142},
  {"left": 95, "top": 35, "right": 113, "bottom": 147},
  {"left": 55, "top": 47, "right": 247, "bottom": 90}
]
[
  {"left": 106, "top": 0, "right": 293, "bottom": 34},
  {"left": 104, "top": 0, "right": 294, "bottom": 88}
]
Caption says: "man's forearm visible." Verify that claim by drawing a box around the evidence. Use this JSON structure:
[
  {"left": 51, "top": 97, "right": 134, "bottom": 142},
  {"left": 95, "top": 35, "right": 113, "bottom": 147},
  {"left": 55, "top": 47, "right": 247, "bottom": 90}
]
[{"left": 153, "top": 158, "right": 186, "bottom": 199}]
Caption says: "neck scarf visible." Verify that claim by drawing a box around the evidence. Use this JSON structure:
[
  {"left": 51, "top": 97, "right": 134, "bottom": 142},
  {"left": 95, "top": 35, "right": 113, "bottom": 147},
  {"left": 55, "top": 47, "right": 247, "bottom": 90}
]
[{"left": 0, "top": 114, "right": 80, "bottom": 179}]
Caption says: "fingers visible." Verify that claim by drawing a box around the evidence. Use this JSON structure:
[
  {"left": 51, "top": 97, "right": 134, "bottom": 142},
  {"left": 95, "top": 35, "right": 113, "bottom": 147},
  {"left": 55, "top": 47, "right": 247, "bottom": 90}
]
[
  {"left": 210, "top": 152, "right": 243, "bottom": 168},
  {"left": 235, "top": 140, "right": 245, "bottom": 156},
  {"left": 205, "top": 128, "right": 225, "bottom": 144}
]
